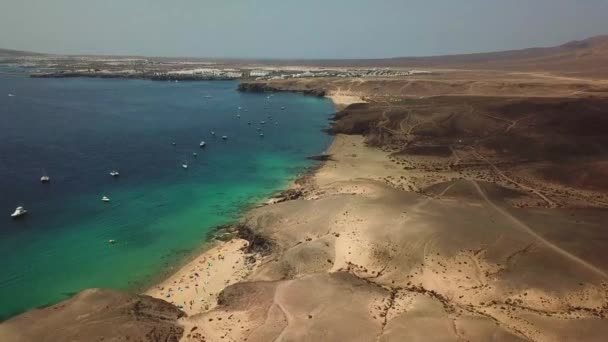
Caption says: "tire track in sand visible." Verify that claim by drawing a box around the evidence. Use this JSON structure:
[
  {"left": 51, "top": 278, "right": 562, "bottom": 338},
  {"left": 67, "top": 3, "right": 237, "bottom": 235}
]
[{"left": 470, "top": 180, "right": 608, "bottom": 279}]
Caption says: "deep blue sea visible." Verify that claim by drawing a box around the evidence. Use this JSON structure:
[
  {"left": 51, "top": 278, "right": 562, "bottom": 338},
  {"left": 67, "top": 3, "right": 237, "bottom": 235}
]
[{"left": 0, "top": 65, "right": 333, "bottom": 320}]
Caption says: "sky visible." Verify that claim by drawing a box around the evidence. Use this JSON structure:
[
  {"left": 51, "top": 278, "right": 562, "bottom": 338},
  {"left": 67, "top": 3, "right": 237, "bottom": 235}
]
[{"left": 1, "top": 0, "right": 608, "bottom": 59}]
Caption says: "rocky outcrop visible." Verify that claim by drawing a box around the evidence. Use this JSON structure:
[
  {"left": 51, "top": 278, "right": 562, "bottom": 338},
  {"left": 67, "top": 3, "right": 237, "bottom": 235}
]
[
  {"left": 237, "top": 82, "right": 326, "bottom": 97},
  {"left": 0, "top": 289, "right": 185, "bottom": 342}
]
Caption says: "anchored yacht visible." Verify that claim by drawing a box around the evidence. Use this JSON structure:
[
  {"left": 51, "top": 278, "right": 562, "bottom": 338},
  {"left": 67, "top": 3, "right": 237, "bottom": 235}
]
[{"left": 11, "top": 207, "right": 27, "bottom": 218}]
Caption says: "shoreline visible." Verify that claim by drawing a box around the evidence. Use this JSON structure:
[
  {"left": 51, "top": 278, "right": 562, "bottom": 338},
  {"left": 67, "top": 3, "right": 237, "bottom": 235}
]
[
  {"left": 144, "top": 93, "right": 360, "bottom": 314},
  {"left": 5, "top": 74, "right": 608, "bottom": 341}
]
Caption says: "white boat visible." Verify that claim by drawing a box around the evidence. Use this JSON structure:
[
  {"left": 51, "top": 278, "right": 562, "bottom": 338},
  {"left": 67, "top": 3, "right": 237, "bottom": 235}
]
[
  {"left": 260, "top": 121, "right": 266, "bottom": 125},
  {"left": 8, "top": 94, "right": 15, "bottom": 97},
  {"left": 281, "top": 106, "right": 285, "bottom": 110},
  {"left": 11, "top": 206, "right": 27, "bottom": 218},
  {"left": 222, "top": 135, "right": 228, "bottom": 140},
  {"left": 193, "top": 152, "right": 198, "bottom": 157},
  {"left": 182, "top": 162, "right": 188, "bottom": 169},
  {"left": 211, "top": 131, "right": 215, "bottom": 136},
  {"left": 199, "top": 141, "right": 206, "bottom": 148},
  {"left": 260, "top": 133, "right": 264, "bottom": 137},
  {"left": 108, "top": 239, "right": 116, "bottom": 244},
  {"left": 109, "top": 170, "right": 120, "bottom": 177},
  {"left": 171, "top": 142, "right": 176, "bottom": 146},
  {"left": 40, "top": 175, "right": 50, "bottom": 183},
  {"left": 101, "top": 196, "right": 110, "bottom": 202},
  {"left": 237, "top": 114, "right": 241, "bottom": 118}
]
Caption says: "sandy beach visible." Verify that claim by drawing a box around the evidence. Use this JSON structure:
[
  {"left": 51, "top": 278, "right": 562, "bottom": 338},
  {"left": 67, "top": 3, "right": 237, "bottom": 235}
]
[{"left": 144, "top": 95, "right": 364, "bottom": 315}]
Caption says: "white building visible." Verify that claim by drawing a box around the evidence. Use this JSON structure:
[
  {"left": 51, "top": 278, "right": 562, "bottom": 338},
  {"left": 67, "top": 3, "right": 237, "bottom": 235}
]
[{"left": 250, "top": 70, "right": 271, "bottom": 77}]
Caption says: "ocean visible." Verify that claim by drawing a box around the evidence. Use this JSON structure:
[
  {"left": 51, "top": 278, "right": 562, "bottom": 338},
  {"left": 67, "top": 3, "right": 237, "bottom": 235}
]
[{"left": 0, "top": 66, "right": 334, "bottom": 320}]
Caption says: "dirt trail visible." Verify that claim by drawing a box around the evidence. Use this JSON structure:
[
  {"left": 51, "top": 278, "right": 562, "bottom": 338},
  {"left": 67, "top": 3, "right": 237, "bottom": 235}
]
[
  {"left": 272, "top": 280, "right": 295, "bottom": 342},
  {"left": 470, "top": 180, "right": 608, "bottom": 279},
  {"left": 471, "top": 150, "right": 556, "bottom": 207}
]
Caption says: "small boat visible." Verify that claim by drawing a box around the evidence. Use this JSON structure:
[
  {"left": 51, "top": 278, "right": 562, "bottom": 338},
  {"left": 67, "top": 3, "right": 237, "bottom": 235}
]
[
  {"left": 260, "top": 121, "right": 266, "bottom": 125},
  {"left": 8, "top": 94, "right": 15, "bottom": 97},
  {"left": 11, "top": 206, "right": 27, "bottom": 218},
  {"left": 193, "top": 152, "right": 198, "bottom": 157},
  {"left": 259, "top": 133, "right": 264, "bottom": 137},
  {"left": 40, "top": 175, "right": 50, "bottom": 183},
  {"left": 247, "top": 122, "right": 252, "bottom": 125},
  {"left": 222, "top": 135, "right": 228, "bottom": 140},
  {"left": 199, "top": 141, "right": 206, "bottom": 148},
  {"left": 281, "top": 106, "right": 285, "bottom": 110},
  {"left": 108, "top": 239, "right": 116, "bottom": 244},
  {"left": 256, "top": 127, "right": 261, "bottom": 131},
  {"left": 237, "top": 114, "right": 241, "bottom": 118},
  {"left": 211, "top": 131, "right": 215, "bottom": 136},
  {"left": 109, "top": 170, "right": 120, "bottom": 177},
  {"left": 182, "top": 162, "right": 188, "bottom": 169},
  {"left": 101, "top": 196, "right": 110, "bottom": 202},
  {"left": 204, "top": 95, "right": 213, "bottom": 99},
  {"left": 171, "top": 142, "right": 176, "bottom": 146}
]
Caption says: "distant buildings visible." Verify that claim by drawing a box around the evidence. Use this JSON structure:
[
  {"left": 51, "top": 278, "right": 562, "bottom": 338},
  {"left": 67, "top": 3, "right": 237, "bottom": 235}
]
[{"left": 249, "top": 70, "right": 271, "bottom": 77}]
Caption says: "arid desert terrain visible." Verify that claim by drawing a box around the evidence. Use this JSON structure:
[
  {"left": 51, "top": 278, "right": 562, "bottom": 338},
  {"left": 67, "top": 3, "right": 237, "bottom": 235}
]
[{"left": 2, "top": 36, "right": 608, "bottom": 342}]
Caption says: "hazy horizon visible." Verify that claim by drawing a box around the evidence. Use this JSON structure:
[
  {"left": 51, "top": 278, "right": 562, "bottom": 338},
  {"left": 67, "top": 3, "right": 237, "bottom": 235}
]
[{"left": 1, "top": 0, "right": 608, "bottom": 59}]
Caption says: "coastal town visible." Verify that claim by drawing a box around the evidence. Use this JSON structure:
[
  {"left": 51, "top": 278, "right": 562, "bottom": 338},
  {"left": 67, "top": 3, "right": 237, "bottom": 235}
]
[{"left": 2, "top": 54, "right": 432, "bottom": 81}]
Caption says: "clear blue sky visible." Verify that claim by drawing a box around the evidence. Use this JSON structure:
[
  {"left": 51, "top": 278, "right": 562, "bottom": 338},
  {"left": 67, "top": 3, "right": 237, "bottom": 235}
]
[{"left": 1, "top": 0, "right": 608, "bottom": 59}]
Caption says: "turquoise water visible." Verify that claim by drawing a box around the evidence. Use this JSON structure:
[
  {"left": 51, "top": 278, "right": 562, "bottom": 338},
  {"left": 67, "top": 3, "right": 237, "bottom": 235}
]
[{"left": 0, "top": 66, "right": 334, "bottom": 319}]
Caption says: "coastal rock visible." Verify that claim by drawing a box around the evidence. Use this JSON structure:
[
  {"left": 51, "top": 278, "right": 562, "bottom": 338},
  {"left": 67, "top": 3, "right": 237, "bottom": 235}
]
[
  {"left": 0, "top": 289, "right": 185, "bottom": 342},
  {"left": 307, "top": 153, "right": 334, "bottom": 161},
  {"left": 237, "top": 82, "right": 326, "bottom": 97},
  {"left": 236, "top": 224, "right": 273, "bottom": 256}
]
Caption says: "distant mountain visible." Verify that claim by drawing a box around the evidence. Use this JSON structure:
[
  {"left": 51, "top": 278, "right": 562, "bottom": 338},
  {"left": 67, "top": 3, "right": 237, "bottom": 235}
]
[
  {"left": 0, "top": 48, "right": 44, "bottom": 58},
  {"left": 291, "top": 35, "right": 608, "bottom": 78}
]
